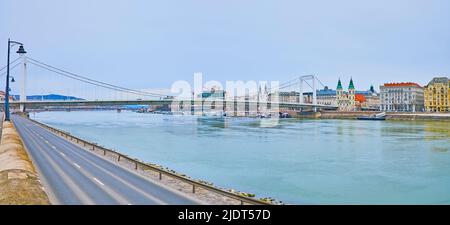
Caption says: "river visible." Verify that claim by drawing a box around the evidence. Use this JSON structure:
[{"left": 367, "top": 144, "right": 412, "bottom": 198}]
[{"left": 32, "top": 110, "right": 450, "bottom": 204}]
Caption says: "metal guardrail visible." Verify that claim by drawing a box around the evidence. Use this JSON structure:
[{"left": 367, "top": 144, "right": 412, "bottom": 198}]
[{"left": 27, "top": 117, "right": 272, "bottom": 205}]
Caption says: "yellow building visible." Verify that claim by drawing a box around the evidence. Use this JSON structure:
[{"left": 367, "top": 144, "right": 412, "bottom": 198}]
[{"left": 424, "top": 77, "right": 450, "bottom": 112}]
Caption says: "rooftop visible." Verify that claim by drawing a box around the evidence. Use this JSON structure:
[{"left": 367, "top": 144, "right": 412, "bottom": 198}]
[
  {"left": 355, "top": 94, "right": 366, "bottom": 103},
  {"left": 383, "top": 82, "right": 422, "bottom": 88},
  {"left": 426, "top": 77, "right": 449, "bottom": 86}
]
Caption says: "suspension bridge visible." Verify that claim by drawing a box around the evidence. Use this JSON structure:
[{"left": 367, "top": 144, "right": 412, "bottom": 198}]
[{"left": 1, "top": 54, "right": 337, "bottom": 115}]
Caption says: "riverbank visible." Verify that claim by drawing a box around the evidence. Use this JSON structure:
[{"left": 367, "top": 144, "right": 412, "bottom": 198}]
[
  {"left": 0, "top": 120, "right": 50, "bottom": 205},
  {"left": 318, "top": 111, "right": 450, "bottom": 121}
]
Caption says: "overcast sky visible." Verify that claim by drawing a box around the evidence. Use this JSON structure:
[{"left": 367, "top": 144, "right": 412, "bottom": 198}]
[{"left": 1, "top": 0, "right": 449, "bottom": 96}]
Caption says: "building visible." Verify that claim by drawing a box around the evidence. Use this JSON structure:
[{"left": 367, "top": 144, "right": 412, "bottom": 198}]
[
  {"left": 336, "top": 78, "right": 356, "bottom": 111},
  {"left": 317, "top": 86, "right": 337, "bottom": 106},
  {"left": 317, "top": 84, "right": 379, "bottom": 109},
  {"left": 424, "top": 77, "right": 450, "bottom": 112},
  {"left": 267, "top": 91, "right": 313, "bottom": 103},
  {"left": 356, "top": 85, "right": 380, "bottom": 109},
  {"left": 380, "top": 82, "right": 424, "bottom": 112},
  {"left": 0, "top": 90, "right": 15, "bottom": 102}
]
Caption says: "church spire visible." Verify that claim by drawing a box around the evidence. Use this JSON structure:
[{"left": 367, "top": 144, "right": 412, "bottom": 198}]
[
  {"left": 348, "top": 77, "right": 355, "bottom": 90},
  {"left": 337, "top": 78, "right": 343, "bottom": 90}
]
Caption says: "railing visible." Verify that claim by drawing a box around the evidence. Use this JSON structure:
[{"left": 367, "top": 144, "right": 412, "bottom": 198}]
[{"left": 27, "top": 117, "right": 272, "bottom": 205}]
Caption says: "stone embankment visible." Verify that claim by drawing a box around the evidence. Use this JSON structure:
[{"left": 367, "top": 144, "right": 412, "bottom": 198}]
[
  {"left": 319, "top": 111, "right": 376, "bottom": 119},
  {"left": 386, "top": 113, "right": 450, "bottom": 121},
  {"left": 0, "top": 120, "right": 50, "bottom": 205},
  {"left": 318, "top": 111, "right": 450, "bottom": 121}
]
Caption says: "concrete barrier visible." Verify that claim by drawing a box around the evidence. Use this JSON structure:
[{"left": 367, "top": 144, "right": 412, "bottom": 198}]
[{"left": 0, "top": 121, "right": 50, "bottom": 205}]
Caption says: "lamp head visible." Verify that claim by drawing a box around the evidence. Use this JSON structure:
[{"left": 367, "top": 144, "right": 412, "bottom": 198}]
[{"left": 16, "top": 45, "right": 27, "bottom": 54}]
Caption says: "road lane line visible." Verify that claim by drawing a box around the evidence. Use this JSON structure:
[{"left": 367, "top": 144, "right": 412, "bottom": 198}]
[
  {"left": 59, "top": 152, "right": 66, "bottom": 157},
  {"left": 93, "top": 177, "right": 105, "bottom": 186},
  {"left": 40, "top": 126, "right": 195, "bottom": 205},
  {"left": 16, "top": 121, "right": 94, "bottom": 205},
  {"left": 23, "top": 117, "right": 200, "bottom": 205},
  {"left": 37, "top": 131, "right": 168, "bottom": 204},
  {"left": 73, "top": 163, "right": 81, "bottom": 169},
  {"left": 26, "top": 124, "right": 131, "bottom": 205}
]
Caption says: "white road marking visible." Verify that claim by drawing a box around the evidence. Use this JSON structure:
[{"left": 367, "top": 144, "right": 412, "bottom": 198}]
[
  {"left": 93, "top": 177, "right": 105, "bottom": 186},
  {"left": 51, "top": 146, "right": 57, "bottom": 150},
  {"left": 73, "top": 163, "right": 81, "bottom": 169},
  {"left": 59, "top": 152, "right": 66, "bottom": 157}
]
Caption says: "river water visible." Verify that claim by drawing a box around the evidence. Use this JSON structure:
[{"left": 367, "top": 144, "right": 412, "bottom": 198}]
[{"left": 32, "top": 110, "right": 450, "bottom": 204}]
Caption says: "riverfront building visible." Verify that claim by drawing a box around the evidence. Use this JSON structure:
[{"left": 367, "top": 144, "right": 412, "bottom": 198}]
[
  {"left": 268, "top": 91, "right": 313, "bottom": 103},
  {"left": 424, "top": 77, "right": 450, "bottom": 112},
  {"left": 379, "top": 82, "right": 424, "bottom": 112},
  {"left": 0, "top": 90, "right": 14, "bottom": 101},
  {"left": 317, "top": 86, "right": 337, "bottom": 106},
  {"left": 336, "top": 78, "right": 356, "bottom": 111},
  {"left": 317, "top": 82, "right": 380, "bottom": 110},
  {"left": 356, "top": 85, "right": 380, "bottom": 110}
]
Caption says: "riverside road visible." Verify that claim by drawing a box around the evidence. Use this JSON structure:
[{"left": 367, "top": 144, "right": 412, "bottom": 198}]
[{"left": 12, "top": 115, "right": 200, "bottom": 205}]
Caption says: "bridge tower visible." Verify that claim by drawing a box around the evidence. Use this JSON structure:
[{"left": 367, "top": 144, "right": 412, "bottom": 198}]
[
  {"left": 298, "top": 75, "right": 318, "bottom": 107},
  {"left": 18, "top": 48, "right": 27, "bottom": 112}
]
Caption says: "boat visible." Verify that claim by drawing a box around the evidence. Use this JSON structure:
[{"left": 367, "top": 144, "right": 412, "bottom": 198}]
[
  {"left": 357, "top": 112, "right": 386, "bottom": 121},
  {"left": 202, "top": 110, "right": 226, "bottom": 118}
]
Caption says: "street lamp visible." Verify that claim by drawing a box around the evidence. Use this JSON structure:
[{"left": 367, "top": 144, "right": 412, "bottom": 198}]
[{"left": 4, "top": 38, "right": 26, "bottom": 121}]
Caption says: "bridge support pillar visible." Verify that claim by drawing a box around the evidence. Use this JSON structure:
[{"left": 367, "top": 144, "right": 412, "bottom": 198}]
[
  {"left": 312, "top": 75, "right": 317, "bottom": 105},
  {"left": 20, "top": 52, "right": 27, "bottom": 111},
  {"left": 299, "top": 78, "right": 303, "bottom": 104},
  {"left": 20, "top": 104, "right": 26, "bottom": 113}
]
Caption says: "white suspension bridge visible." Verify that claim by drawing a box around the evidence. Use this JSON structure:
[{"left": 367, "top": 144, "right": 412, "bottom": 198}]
[{"left": 0, "top": 53, "right": 337, "bottom": 115}]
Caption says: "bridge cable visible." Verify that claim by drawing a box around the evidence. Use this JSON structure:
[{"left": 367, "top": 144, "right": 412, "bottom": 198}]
[
  {"left": 0, "top": 57, "right": 21, "bottom": 72},
  {"left": 27, "top": 60, "right": 168, "bottom": 98},
  {"left": 27, "top": 57, "right": 170, "bottom": 98},
  {"left": 27, "top": 57, "right": 169, "bottom": 98},
  {"left": 0, "top": 61, "right": 22, "bottom": 77}
]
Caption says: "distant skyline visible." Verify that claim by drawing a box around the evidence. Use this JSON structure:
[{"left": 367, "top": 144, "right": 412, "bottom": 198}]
[{"left": 1, "top": 0, "right": 449, "bottom": 96}]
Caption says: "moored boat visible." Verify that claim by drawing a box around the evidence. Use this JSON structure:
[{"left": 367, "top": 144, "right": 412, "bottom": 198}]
[{"left": 357, "top": 112, "right": 386, "bottom": 121}]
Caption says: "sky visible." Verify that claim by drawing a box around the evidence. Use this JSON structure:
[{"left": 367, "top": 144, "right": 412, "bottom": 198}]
[{"left": 1, "top": 0, "right": 450, "bottom": 97}]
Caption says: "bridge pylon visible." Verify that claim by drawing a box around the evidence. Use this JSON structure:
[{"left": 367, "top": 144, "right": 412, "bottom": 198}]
[
  {"left": 298, "top": 74, "right": 318, "bottom": 106},
  {"left": 19, "top": 51, "right": 28, "bottom": 112}
]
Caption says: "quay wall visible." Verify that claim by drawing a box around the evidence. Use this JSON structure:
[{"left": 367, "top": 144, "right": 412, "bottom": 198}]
[
  {"left": 319, "top": 111, "right": 377, "bottom": 119},
  {"left": 386, "top": 113, "right": 450, "bottom": 121},
  {"left": 319, "top": 111, "right": 450, "bottom": 121}
]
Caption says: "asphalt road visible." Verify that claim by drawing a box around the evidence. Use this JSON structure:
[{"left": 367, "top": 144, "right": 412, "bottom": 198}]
[{"left": 12, "top": 115, "right": 201, "bottom": 205}]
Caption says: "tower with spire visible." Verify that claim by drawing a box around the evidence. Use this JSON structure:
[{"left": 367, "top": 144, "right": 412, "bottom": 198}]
[
  {"left": 336, "top": 78, "right": 343, "bottom": 102},
  {"left": 336, "top": 77, "right": 356, "bottom": 111},
  {"left": 348, "top": 77, "right": 355, "bottom": 103}
]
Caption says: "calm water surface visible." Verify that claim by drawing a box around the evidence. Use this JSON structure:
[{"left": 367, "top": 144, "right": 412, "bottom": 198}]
[{"left": 32, "top": 111, "right": 450, "bottom": 204}]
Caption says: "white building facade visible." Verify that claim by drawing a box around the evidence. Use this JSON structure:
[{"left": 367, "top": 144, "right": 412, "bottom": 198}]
[{"left": 379, "top": 82, "right": 424, "bottom": 112}]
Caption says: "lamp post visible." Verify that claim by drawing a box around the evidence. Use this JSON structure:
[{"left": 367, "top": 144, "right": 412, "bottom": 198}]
[{"left": 5, "top": 38, "right": 26, "bottom": 121}]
